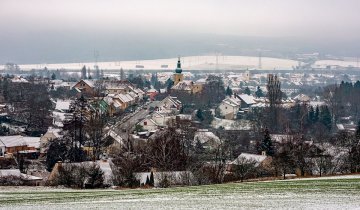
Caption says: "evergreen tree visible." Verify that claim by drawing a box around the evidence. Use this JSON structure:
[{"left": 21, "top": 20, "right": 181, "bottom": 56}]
[
  {"left": 120, "top": 68, "right": 125, "bottom": 80},
  {"left": 145, "top": 175, "right": 150, "bottom": 186},
  {"left": 259, "top": 128, "right": 274, "bottom": 156},
  {"left": 95, "top": 65, "right": 100, "bottom": 79},
  {"left": 149, "top": 171, "right": 154, "bottom": 186},
  {"left": 87, "top": 68, "right": 92, "bottom": 79},
  {"left": 314, "top": 106, "right": 320, "bottom": 122},
  {"left": 356, "top": 120, "right": 360, "bottom": 140},
  {"left": 244, "top": 87, "right": 251, "bottom": 95},
  {"left": 166, "top": 78, "right": 174, "bottom": 91},
  {"left": 51, "top": 72, "right": 56, "bottom": 80},
  {"left": 225, "top": 86, "right": 233, "bottom": 96},
  {"left": 81, "top": 65, "right": 87, "bottom": 79},
  {"left": 320, "top": 105, "right": 332, "bottom": 130},
  {"left": 255, "top": 86, "right": 264, "bottom": 97},
  {"left": 196, "top": 108, "right": 204, "bottom": 121},
  {"left": 308, "top": 106, "right": 315, "bottom": 124}
]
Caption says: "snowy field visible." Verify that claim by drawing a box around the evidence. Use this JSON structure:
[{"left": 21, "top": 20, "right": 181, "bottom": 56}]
[
  {"left": 1, "top": 176, "right": 360, "bottom": 210},
  {"left": 0, "top": 56, "right": 300, "bottom": 71},
  {"left": 313, "top": 60, "right": 360, "bottom": 69}
]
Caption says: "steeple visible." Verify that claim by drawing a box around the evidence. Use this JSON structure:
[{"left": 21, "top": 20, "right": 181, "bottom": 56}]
[{"left": 175, "top": 56, "right": 182, "bottom": 74}]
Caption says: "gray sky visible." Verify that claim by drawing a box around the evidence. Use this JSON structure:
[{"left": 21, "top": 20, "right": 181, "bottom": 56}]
[{"left": 0, "top": 0, "right": 360, "bottom": 63}]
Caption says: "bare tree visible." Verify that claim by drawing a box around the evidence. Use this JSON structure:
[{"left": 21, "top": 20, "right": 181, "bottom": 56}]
[{"left": 233, "top": 157, "right": 257, "bottom": 182}]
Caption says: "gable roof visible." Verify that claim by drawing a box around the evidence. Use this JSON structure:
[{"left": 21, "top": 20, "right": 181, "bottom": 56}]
[
  {"left": 171, "top": 80, "right": 193, "bottom": 91},
  {"left": 222, "top": 97, "right": 241, "bottom": 107},
  {"left": 22, "top": 137, "right": 41, "bottom": 149},
  {"left": 82, "top": 79, "right": 95, "bottom": 88},
  {"left": 55, "top": 100, "right": 71, "bottom": 111},
  {"left": 237, "top": 94, "right": 256, "bottom": 105},
  {"left": 0, "top": 135, "right": 26, "bottom": 147},
  {"left": 230, "top": 153, "right": 267, "bottom": 166}
]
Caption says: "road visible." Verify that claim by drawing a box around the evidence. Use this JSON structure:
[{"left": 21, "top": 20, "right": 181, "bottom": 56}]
[{"left": 106, "top": 101, "right": 157, "bottom": 143}]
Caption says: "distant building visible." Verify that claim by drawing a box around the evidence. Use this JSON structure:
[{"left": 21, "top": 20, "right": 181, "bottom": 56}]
[
  {"left": 171, "top": 57, "right": 203, "bottom": 94},
  {"left": 73, "top": 79, "right": 96, "bottom": 96}
]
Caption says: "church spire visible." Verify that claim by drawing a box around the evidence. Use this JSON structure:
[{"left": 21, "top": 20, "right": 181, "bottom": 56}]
[{"left": 175, "top": 56, "right": 182, "bottom": 73}]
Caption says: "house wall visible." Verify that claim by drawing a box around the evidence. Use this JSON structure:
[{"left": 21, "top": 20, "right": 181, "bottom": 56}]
[
  {"left": 141, "top": 120, "right": 158, "bottom": 131},
  {"left": 73, "top": 81, "right": 94, "bottom": 95},
  {"left": 219, "top": 102, "right": 237, "bottom": 120},
  {"left": 191, "top": 84, "right": 203, "bottom": 94},
  {"left": 6, "top": 146, "right": 28, "bottom": 154}
]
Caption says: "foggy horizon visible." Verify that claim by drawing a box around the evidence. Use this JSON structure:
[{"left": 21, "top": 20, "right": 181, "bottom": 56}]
[{"left": 1, "top": 0, "right": 360, "bottom": 64}]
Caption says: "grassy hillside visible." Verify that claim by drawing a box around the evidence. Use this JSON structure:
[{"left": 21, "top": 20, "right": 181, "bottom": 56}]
[{"left": 1, "top": 177, "right": 360, "bottom": 209}]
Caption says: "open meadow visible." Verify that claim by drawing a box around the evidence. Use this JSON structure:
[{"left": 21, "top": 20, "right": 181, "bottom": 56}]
[{"left": 1, "top": 175, "right": 360, "bottom": 209}]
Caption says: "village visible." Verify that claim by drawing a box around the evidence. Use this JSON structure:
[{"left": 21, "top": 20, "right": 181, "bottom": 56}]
[{"left": 0, "top": 57, "right": 360, "bottom": 188}]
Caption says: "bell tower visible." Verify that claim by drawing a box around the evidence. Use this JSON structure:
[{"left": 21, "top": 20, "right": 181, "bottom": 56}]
[{"left": 173, "top": 57, "right": 184, "bottom": 86}]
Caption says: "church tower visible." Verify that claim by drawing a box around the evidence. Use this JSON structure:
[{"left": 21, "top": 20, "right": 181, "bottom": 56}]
[{"left": 173, "top": 57, "right": 184, "bottom": 86}]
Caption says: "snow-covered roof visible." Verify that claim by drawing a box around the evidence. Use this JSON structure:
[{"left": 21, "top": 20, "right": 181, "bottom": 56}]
[
  {"left": 171, "top": 80, "right": 193, "bottom": 91},
  {"left": 194, "top": 130, "right": 221, "bottom": 146},
  {"left": 270, "top": 134, "right": 294, "bottom": 143},
  {"left": 22, "top": 137, "right": 41, "bottom": 149},
  {"left": 116, "top": 93, "right": 133, "bottom": 103},
  {"left": 222, "top": 97, "right": 241, "bottom": 107},
  {"left": 195, "top": 78, "right": 207, "bottom": 84},
  {"left": 11, "top": 77, "right": 28, "bottom": 83},
  {"left": 82, "top": 79, "right": 95, "bottom": 88},
  {"left": 55, "top": 100, "right": 71, "bottom": 111},
  {"left": 0, "top": 169, "right": 21, "bottom": 177},
  {"left": 0, "top": 135, "right": 26, "bottom": 147},
  {"left": 294, "top": 94, "right": 310, "bottom": 102},
  {"left": 237, "top": 94, "right": 256, "bottom": 105},
  {"left": 0, "top": 169, "right": 42, "bottom": 180},
  {"left": 230, "top": 153, "right": 267, "bottom": 166}
]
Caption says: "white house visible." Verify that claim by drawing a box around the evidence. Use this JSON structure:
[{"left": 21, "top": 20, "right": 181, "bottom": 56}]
[
  {"left": 193, "top": 129, "right": 221, "bottom": 150},
  {"left": 138, "top": 117, "right": 159, "bottom": 131},
  {"left": 218, "top": 97, "right": 241, "bottom": 120},
  {"left": 155, "top": 96, "right": 182, "bottom": 114},
  {"left": 236, "top": 94, "right": 257, "bottom": 108}
]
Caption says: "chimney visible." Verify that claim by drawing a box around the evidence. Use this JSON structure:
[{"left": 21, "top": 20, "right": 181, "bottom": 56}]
[{"left": 261, "top": 151, "right": 266, "bottom": 156}]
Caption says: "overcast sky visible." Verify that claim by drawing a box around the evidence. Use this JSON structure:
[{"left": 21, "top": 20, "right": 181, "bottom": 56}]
[{"left": 0, "top": 0, "right": 360, "bottom": 63}]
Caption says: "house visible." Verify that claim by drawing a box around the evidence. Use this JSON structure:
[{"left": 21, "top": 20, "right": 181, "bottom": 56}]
[
  {"left": 218, "top": 97, "right": 241, "bottom": 120},
  {"left": 40, "top": 128, "right": 62, "bottom": 154},
  {"left": 11, "top": 77, "right": 28, "bottom": 83},
  {"left": 227, "top": 153, "right": 272, "bottom": 172},
  {"left": 113, "top": 93, "right": 134, "bottom": 110},
  {"left": 0, "top": 169, "right": 43, "bottom": 185},
  {"left": 0, "top": 135, "right": 41, "bottom": 155},
  {"left": 155, "top": 96, "right": 182, "bottom": 114},
  {"left": 147, "top": 88, "right": 158, "bottom": 101},
  {"left": 171, "top": 58, "right": 203, "bottom": 94},
  {"left": 0, "top": 135, "right": 27, "bottom": 154},
  {"left": 138, "top": 117, "right": 159, "bottom": 131},
  {"left": 55, "top": 100, "right": 71, "bottom": 112},
  {"left": 73, "top": 79, "right": 96, "bottom": 96},
  {"left": 236, "top": 94, "right": 256, "bottom": 108},
  {"left": 294, "top": 94, "right": 311, "bottom": 104},
  {"left": 193, "top": 129, "right": 221, "bottom": 150},
  {"left": 48, "top": 160, "right": 114, "bottom": 186}
]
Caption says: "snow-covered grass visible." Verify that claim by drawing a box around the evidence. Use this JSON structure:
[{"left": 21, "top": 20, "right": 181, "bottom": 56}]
[{"left": 1, "top": 176, "right": 360, "bottom": 209}]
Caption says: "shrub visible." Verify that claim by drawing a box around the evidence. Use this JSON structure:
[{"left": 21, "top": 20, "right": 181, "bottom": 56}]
[{"left": 0, "top": 175, "right": 24, "bottom": 186}]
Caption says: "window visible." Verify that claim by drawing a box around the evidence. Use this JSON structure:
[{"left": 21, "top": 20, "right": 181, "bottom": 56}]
[{"left": 144, "top": 121, "right": 147, "bottom": 125}]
